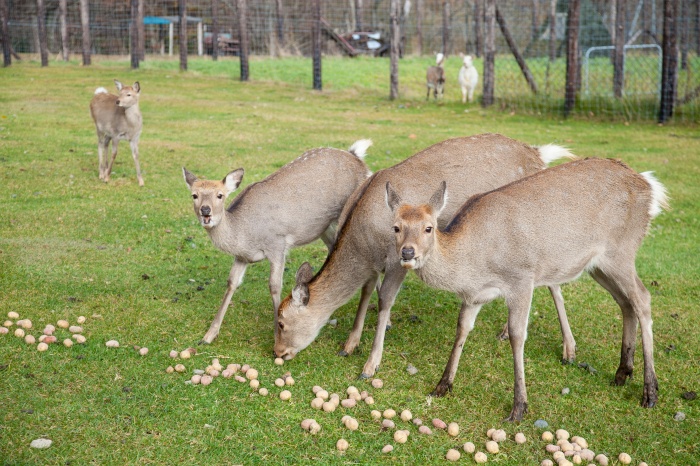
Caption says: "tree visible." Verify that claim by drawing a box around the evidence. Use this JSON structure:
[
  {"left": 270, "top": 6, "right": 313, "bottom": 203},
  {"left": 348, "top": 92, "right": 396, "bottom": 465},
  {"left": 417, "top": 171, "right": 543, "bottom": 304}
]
[
  {"left": 1, "top": 0, "right": 12, "bottom": 66},
  {"left": 179, "top": 0, "right": 187, "bottom": 71},
  {"left": 658, "top": 0, "right": 678, "bottom": 123},
  {"left": 389, "top": 0, "right": 399, "bottom": 100},
  {"left": 564, "top": 0, "right": 581, "bottom": 117},
  {"left": 36, "top": 0, "right": 48, "bottom": 67},
  {"left": 212, "top": 0, "right": 219, "bottom": 60},
  {"left": 237, "top": 0, "right": 249, "bottom": 81},
  {"left": 59, "top": 0, "right": 68, "bottom": 61},
  {"left": 312, "top": 0, "right": 321, "bottom": 90},
  {"left": 80, "top": 0, "right": 90, "bottom": 65},
  {"left": 131, "top": 0, "right": 140, "bottom": 69},
  {"left": 482, "top": 0, "right": 495, "bottom": 107},
  {"left": 613, "top": 0, "right": 625, "bottom": 98}
]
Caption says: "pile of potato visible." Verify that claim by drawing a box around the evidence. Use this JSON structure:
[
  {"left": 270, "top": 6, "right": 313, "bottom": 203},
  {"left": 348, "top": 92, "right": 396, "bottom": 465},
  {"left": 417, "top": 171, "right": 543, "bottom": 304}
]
[{"left": 1, "top": 311, "right": 88, "bottom": 351}]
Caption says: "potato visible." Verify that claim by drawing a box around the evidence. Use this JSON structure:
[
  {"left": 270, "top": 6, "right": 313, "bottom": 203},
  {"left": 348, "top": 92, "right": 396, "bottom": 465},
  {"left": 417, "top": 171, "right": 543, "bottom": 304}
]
[
  {"left": 274, "top": 378, "right": 285, "bottom": 387},
  {"left": 371, "top": 378, "right": 383, "bottom": 389},
  {"left": 382, "top": 419, "right": 395, "bottom": 429},
  {"left": 57, "top": 320, "right": 69, "bottom": 328},
  {"left": 553, "top": 451, "right": 565, "bottom": 461},
  {"left": 186, "top": 347, "right": 197, "bottom": 356},
  {"left": 370, "top": 410, "right": 381, "bottom": 420},
  {"left": 555, "top": 429, "right": 570, "bottom": 441},
  {"left": 336, "top": 438, "right": 349, "bottom": 451},
  {"left": 246, "top": 368, "right": 259, "bottom": 380},
  {"left": 618, "top": 453, "right": 631, "bottom": 464},
  {"left": 345, "top": 417, "right": 359, "bottom": 431},
  {"left": 364, "top": 396, "right": 374, "bottom": 405},
  {"left": 485, "top": 440, "right": 499, "bottom": 454},
  {"left": 572, "top": 454, "right": 582, "bottom": 465},
  {"left": 432, "top": 418, "right": 447, "bottom": 429},
  {"left": 44, "top": 335, "right": 57, "bottom": 344},
  {"left": 312, "top": 385, "right": 323, "bottom": 394},
  {"left": 14, "top": 328, "right": 25, "bottom": 338},
  {"left": 21, "top": 319, "right": 32, "bottom": 329},
  {"left": 445, "top": 449, "right": 461, "bottom": 461},
  {"left": 447, "top": 422, "right": 460, "bottom": 437},
  {"left": 348, "top": 392, "right": 361, "bottom": 401},
  {"left": 3, "top": 320, "right": 13, "bottom": 328},
  {"left": 77, "top": 316, "right": 86, "bottom": 324},
  {"left": 227, "top": 363, "right": 240, "bottom": 373},
  {"left": 69, "top": 326, "right": 83, "bottom": 334},
  {"left": 43, "top": 325, "right": 55, "bottom": 335},
  {"left": 546, "top": 444, "right": 561, "bottom": 453},
  {"left": 258, "top": 387, "right": 268, "bottom": 396},
  {"left": 211, "top": 358, "right": 222, "bottom": 370},
  {"left": 73, "top": 334, "right": 86, "bottom": 344},
  {"left": 191, "top": 374, "right": 202, "bottom": 384},
  {"left": 241, "top": 364, "right": 250, "bottom": 373},
  {"left": 221, "top": 369, "right": 233, "bottom": 378},
  {"left": 7, "top": 311, "right": 19, "bottom": 319},
  {"left": 400, "top": 410, "right": 412, "bottom": 422},
  {"left": 394, "top": 430, "right": 408, "bottom": 444},
  {"left": 322, "top": 401, "right": 336, "bottom": 412},
  {"left": 474, "top": 452, "right": 488, "bottom": 463},
  {"left": 139, "top": 347, "right": 149, "bottom": 356},
  {"left": 542, "top": 431, "right": 554, "bottom": 442},
  {"left": 418, "top": 425, "right": 432, "bottom": 435},
  {"left": 412, "top": 418, "right": 423, "bottom": 426},
  {"left": 166, "top": 366, "right": 175, "bottom": 374},
  {"left": 201, "top": 375, "right": 213, "bottom": 386},
  {"left": 285, "top": 376, "right": 294, "bottom": 386},
  {"left": 274, "top": 357, "right": 284, "bottom": 366},
  {"left": 383, "top": 409, "right": 396, "bottom": 419},
  {"left": 105, "top": 340, "right": 119, "bottom": 348},
  {"left": 174, "top": 364, "right": 186, "bottom": 373},
  {"left": 179, "top": 349, "right": 191, "bottom": 359},
  {"left": 308, "top": 421, "right": 321, "bottom": 435},
  {"left": 279, "top": 390, "right": 292, "bottom": 401},
  {"left": 234, "top": 375, "right": 246, "bottom": 383},
  {"left": 594, "top": 454, "right": 609, "bottom": 466},
  {"left": 316, "top": 389, "right": 329, "bottom": 400},
  {"left": 310, "top": 397, "right": 324, "bottom": 410},
  {"left": 381, "top": 444, "right": 393, "bottom": 454},
  {"left": 341, "top": 399, "right": 356, "bottom": 408},
  {"left": 24, "top": 335, "right": 36, "bottom": 345},
  {"left": 0, "top": 327, "right": 8, "bottom": 335},
  {"left": 491, "top": 429, "right": 506, "bottom": 443},
  {"left": 169, "top": 350, "right": 179, "bottom": 358},
  {"left": 360, "top": 390, "right": 369, "bottom": 400},
  {"left": 540, "top": 460, "right": 554, "bottom": 466},
  {"left": 463, "top": 442, "right": 475, "bottom": 453},
  {"left": 514, "top": 432, "right": 526, "bottom": 444},
  {"left": 63, "top": 338, "right": 73, "bottom": 348},
  {"left": 249, "top": 379, "right": 260, "bottom": 389},
  {"left": 37, "top": 342, "right": 49, "bottom": 352}
]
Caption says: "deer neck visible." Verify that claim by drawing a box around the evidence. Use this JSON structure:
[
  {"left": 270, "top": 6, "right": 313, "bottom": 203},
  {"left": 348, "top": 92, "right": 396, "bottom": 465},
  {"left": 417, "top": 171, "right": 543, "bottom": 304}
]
[
  {"left": 414, "top": 230, "right": 469, "bottom": 295},
  {"left": 206, "top": 209, "right": 245, "bottom": 256}
]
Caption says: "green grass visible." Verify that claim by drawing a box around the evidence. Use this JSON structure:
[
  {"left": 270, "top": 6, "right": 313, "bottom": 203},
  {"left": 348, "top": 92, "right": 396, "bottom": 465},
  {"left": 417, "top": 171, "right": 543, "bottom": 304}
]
[{"left": 1, "top": 56, "right": 699, "bottom": 465}]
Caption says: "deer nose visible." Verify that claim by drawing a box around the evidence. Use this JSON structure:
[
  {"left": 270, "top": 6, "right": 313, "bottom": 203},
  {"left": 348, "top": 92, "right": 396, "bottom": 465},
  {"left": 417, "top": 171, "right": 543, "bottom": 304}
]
[
  {"left": 115, "top": 100, "right": 120, "bottom": 105},
  {"left": 200, "top": 206, "right": 211, "bottom": 216},
  {"left": 401, "top": 247, "right": 415, "bottom": 261}
]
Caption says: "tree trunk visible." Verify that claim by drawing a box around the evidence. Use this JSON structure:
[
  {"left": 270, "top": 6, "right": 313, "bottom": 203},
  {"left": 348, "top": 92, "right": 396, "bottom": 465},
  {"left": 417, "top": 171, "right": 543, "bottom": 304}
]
[
  {"left": 482, "top": 0, "right": 495, "bottom": 106},
  {"left": 658, "top": 0, "right": 678, "bottom": 123},
  {"left": 532, "top": 0, "right": 539, "bottom": 42},
  {"left": 59, "top": 0, "right": 68, "bottom": 61},
  {"left": 237, "top": 0, "right": 249, "bottom": 81},
  {"left": 442, "top": 1, "right": 450, "bottom": 55},
  {"left": 355, "top": 0, "right": 363, "bottom": 32},
  {"left": 496, "top": 7, "right": 538, "bottom": 94},
  {"left": 211, "top": 0, "right": 219, "bottom": 60},
  {"left": 548, "top": 0, "right": 556, "bottom": 61},
  {"left": 416, "top": 0, "right": 423, "bottom": 55},
  {"left": 36, "top": 0, "right": 48, "bottom": 66},
  {"left": 1, "top": 0, "right": 11, "bottom": 66},
  {"left": 137, "top": 0, "right": 145, "bottom": 60},
  {"left": 179, "top": 0, "right": 187, "bottom": 71},
  {"left": 131, "top": 0, "right": 140, "bottom": 69},
  {"left": 474, "top": 0, "right": 482, "bottom": 57},
  {"left": 275, "top": 0, "right": 284, "bottom": 48},
  {"left": 613, "top": 0, "right": 625, "bottom": 98},
  {"left": 312, "top": 0, "right": 321, "bottom": 90},
  {"left": 389, "top": 0, "right": 399, "bottom": 100},
  {"left": 564, "top": 0, "right": 580, "bottom": 117},
  {"left": 679, "top": 0, "right": 688, "bottom": 70},
  {"left": 80, "top": 0, "right": 90, "bottom": 65}
]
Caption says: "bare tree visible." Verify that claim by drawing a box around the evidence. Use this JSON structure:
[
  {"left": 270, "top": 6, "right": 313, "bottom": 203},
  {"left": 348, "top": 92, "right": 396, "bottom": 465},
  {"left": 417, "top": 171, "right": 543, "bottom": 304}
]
[
  {"left": 80, "top": 0, "right": 90, "bottom": 65},
  {"left": 390, "top": 0, "right": 399, "bottom": 100},
  {"left": 548, "top": 0, "right": 556, "bottom": 61},
  {"left": 179, "top": 0, "right": 187, "bottom": 71},
  {"left": 1, "top": 0, "right": 10, "bottom": 66},
  {"left": 237, "top": 0, "right": 249, "bottom": 81},
  {"left": 482, "top": 0, "right": 495, "bottom": 106},
  {"left": 131, "top": 0, "right": 140, "bottom": 69},
  {"left": 137, "top": 0, "right": 145, "bottom": 61},
  {"left": 474, "top": 0, "right": 482, "bottom": 57},
  {"left": 312, "top": 0, "right": 321, "bottom": 89},
  {"left": 416, "top": 0, "right": 423, "bottom": 55},
  {"left": 532, "top": 0, "right": 539, "bottom": 42},
  {"left": 658, "top": 0, "right": 678, "bottom": 123},
  {"left": 442, "top": 1, "right": 450, "bottom": 55},
  {"left": 355, "top": 0, "right": 364, "bottom": 32},
  {"left": 613, "top": 0, "right": 625, "bottom": 98},
  {"left": 275, "top": 0, "right": 284, "bottom": 48},
  {"left": 212, "top": 0, "right": 219, "bottom": 60},
  {"left": 36, "top": 0, "right": 48, "bottom": 66},
  {"left": 679, "top": 0, "right": 688, "bottom": 70},
  {"left": 497, "top": 7, "right": 538, "bottom": 94},
  {"left": 564, "top": 0, "right": 581, "bottom": 117},
  {"left": 59, "top": 0, "right": 68, "bottom": 61}
]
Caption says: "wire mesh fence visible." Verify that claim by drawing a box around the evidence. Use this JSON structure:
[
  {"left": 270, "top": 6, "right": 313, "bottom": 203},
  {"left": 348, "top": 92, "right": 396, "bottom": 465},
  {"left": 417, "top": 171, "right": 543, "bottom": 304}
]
[{"left": 2, "top": 0, "right": 699, "bottom": 122}]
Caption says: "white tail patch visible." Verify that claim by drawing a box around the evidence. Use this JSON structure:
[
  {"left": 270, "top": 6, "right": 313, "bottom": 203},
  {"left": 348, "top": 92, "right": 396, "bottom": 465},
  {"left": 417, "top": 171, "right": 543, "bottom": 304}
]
[
  {"left": 536, "top": 144, "right": 576, "bottom": 166},
  {"left": 641, "top": 171, "right": 670, "bottom": 218},
  {"left": 436, "top": 53, "right": 445, "bottom": 66},
  {"left": 348, "top": 139, "right": 372, "bottom": 159},
  {"left": 94, "top": 87, "right": 108, "bottom": 95}
]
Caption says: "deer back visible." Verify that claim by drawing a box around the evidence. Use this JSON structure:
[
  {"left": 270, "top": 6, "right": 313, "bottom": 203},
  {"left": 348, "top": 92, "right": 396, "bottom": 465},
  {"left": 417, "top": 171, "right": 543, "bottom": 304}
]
[{"left": 89, "top": 81, "right": 142, "bottom": 140}]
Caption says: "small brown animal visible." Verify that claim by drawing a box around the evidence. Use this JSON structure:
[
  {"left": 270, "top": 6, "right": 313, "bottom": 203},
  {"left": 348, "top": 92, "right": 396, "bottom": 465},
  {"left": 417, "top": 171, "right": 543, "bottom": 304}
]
[
  {"left": 426, "top": 53, "right": 446, "bottom": 101},
  {"left": 89, "top": 80, "right": 143, "bottom": 186}
]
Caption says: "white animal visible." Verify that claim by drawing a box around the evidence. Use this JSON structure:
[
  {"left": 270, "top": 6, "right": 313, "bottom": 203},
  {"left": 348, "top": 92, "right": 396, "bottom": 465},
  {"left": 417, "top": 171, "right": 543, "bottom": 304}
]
[{"left": 458, "top": 54, "right": 479, "bottom": 103}]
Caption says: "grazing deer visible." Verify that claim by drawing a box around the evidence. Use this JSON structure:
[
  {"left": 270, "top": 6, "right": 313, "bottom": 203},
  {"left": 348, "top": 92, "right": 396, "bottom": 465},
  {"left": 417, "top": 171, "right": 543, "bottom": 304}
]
[
  {"left": 458, "top": 54, "right": 479, "bottom": 103},
  {"left": 274, "top": 134, "right": 577, "bottom": 374},
  {"left": 184, "top": 140, "right": 372, "bottom": 344},
  {"left": 89, "top": 80, "right": 144, "bottom": 186},
  {"left": 386, "top": 157, "right": 669, "bottom": 421},
  {"left": 426, "top": 53, "right": 446, "bottom": 101}
]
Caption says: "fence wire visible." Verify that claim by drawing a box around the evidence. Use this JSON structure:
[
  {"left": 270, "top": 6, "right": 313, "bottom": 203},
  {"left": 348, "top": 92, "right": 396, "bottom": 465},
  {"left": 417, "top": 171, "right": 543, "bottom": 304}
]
[{"left": 3, "top": 0, "right": 699, "bottom": 122}]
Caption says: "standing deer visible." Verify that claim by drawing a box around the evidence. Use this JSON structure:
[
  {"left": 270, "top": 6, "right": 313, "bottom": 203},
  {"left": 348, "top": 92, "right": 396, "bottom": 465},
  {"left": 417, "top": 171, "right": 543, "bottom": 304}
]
[
  {"left": 426, "top": 53, "right": 446, "bottom": 101},
  {"left": 184, "top": 140, "right": 372, "bottom": 344},
  {"left": 274, "top": 134, "right": 577, "bottom": 375},
  {"left": 89, "top": 80, "right": 144, "bottom": 186},
  {"left": 386, "top": 157, "right": 669, "bottom": 421}
]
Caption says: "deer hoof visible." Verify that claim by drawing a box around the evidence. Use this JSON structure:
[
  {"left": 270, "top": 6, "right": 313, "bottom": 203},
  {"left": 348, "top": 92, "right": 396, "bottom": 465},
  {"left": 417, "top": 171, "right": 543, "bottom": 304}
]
[
  {"left": 338, "top": 350, "right": 349, "bottom": 357},
  {"left": 198, "top": 339, "right": 212, "bottom": 346},
  {"left": 358, "top": 373, "right": 371, "bottom": 380}
]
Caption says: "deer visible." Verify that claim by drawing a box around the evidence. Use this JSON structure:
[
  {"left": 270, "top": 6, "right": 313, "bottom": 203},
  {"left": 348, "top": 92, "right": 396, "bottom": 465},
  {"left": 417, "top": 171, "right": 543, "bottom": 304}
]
[
  {"left": 386, "top": 157, "right": 669, "bottom": 421},
  {"left": 184, "top": 140, "right": 372, "bottom": 344},
  {"left": 89, "top": 80, "right": 144, "bottom": 186},
  {"left": 274, "top": 133, "right": 578, "bottom": 377},
  {"left": 426, "top": 53, "right": 446, "bottom": 101},
  {"left": 458, "top": 54, "right": 479, "bottom": 104}
]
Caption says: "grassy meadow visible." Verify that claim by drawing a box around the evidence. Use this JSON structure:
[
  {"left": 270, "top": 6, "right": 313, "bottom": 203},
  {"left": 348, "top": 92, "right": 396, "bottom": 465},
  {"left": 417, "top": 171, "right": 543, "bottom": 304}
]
[{"left": 0, "top": 55, "right": 699, "bottom": 465}]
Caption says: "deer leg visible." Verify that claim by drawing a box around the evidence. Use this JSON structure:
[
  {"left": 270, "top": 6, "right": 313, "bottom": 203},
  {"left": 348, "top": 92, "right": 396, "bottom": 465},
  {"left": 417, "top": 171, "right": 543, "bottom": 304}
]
[
  {"left": 549, "top": 285, "right": 576, "bottom": 363},
  {"left": 340, "top": 274, "right": 379, "bottom": 356},
  {"left": 359, "top": 266, "right": 407, "bottom": 379},
  {"left": 468, "top": 86, "right": 475, "bottom": 102},
  {"left": 200, "top": 258, "right": 248, "bottom": 344},
  {"left": 461, "top": 86, "right": 467, "bottom": 104},
  {"left": 433, "top": 301, "right": 483, "bottom": 398},
  {"left": 267, "top": 252, "right": 286, "bottom": 330},
  {"left": 129, "top": 138, "right": 144, "bottom": 187},
  {"left": 320, "top": 223, "right": 338, "bottom": 250},
  {"left": 505, "top": 286, "right": 534, "bottom": 422},
  {"left": 105, "top": 139, "right": 119, "bottom": 182},
  {"left": 97, "top": 135, "right": 106, "bottom": 180}
]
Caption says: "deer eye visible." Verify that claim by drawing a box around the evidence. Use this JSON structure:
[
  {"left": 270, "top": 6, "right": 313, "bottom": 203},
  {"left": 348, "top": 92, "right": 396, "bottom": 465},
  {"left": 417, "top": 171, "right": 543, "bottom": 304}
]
[
  {"left": 393, "top": 226, "right": 400, "bottom": 233},
  {"left": 278, "top": 322, "right": 285, "bottom": 330},
  {"left": 217, "top": 193, "right": 224, "bottom": 200},
  {"left": 192, "top": 194, "right": 198, "bottom": 200},
  {"left": 425, "top": 226, "right": 433, "bottom": 233}
]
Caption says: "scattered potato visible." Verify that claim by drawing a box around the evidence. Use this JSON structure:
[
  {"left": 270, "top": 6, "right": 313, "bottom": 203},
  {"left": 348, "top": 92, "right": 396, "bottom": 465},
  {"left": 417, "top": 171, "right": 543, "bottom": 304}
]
[
  {"left": 0, "top": 327, "right": 8, "bottom": 335},
  {"left": 44, "top": 335, "right": 57, "bottom": 344},
  {"left": 191, "top": 375, "right": 202, "bottom": 384},
  {"left": 201, "top": 375, "right": 213, "bottom": 386},
  {"left": 345, "top": 417, "right": 359, "bottom": 431},
  {"left": 241, "top": 364, "right": 250, "bottom": 373},
  {"left": 546, "top": 444, "right": 561, "bottom": 453},
  {"left": 393, "top": 430, "right": 408, "bottom": 444},
  {"left": 322, "top": 401, "right": 336, "bottom": 412},
  {"left": 310, "top": 397, "right": 324, "bottom": 410},
  {"left": 274, "top": 357, "right": 284, "bottom": 366},
  {"left": 63, "top": 338, "right": 73, "bottom": 348},
  {"left": 412, "top": 418, "right": 422, "bottom": 426},
  {"left": 341, "top": 399, "right": 356, "bottom": 408},
  {"left": 474, "top": 451, "right": 488, "bottom": 463},
  {"left": 43, "top": 325, "right": 55, "bottom": 335},
  {"left": 21, "top": 319, "right": 32, "bottom": 329},
  {"left": 364, "top": 396, "right": 375, "bottom": 405},
  {"left": 186, "top": 347, "right": 197, "bottom": 356},
  {"left": 514, "top": 432, "right": 526, "bottom": 444},
  {"left": 370, "top": 410, "right": 381, "bottom": 420},
  {"left": 316, "top": 389, "right": 329, "bottom": 400},
  {"left": 57, "top": 320, "right": 69, "bottom": 329},
  {"left": 227, "top": 363, "right": 240, "bottom": 373},
  {"left": 336, "top": 438, "right": 349, "bottom": 451},
  {"left": 445, "top": 448, "right": 461, "bottom": 461},
  {"left": 463, "top": 442, "right": 475, "bottom": 453},
  {"left": 400, "top": 410, "right": 412, "bottom": 422},
  {"left": 69, "top": 326, "right": 83, "bottom": 334},
  {"left": 77, "top": 316, "right": 86, "bottom": 324},
  {"left": 491, "top": 429, "right": 506, "bottom": 443},
  {"left": 73, "top": 334, "right": 86, "bottom": 344},
  {"left": 105, "top": 340, "right": 119, "bottom": 348},
  {"left": 346, "top": 386, "right": 359, "bottom": 395},
  {"left": 555, "top": 429, "right": 570, "bottom": 441},
  {"left": 382, "top": 444, "right": 393, "bottom": 454},
  {"left": 540, "top": 460, "right": 554, "bottom": 466},
  {"left": 383, "top": 409, "right": 396, "bottom": 419},
  {"left": 542, "top": 431, "right": 554, "bottom": 442},
  {"left": 249, "top": 379, "right": 260, "bottom": 389},
  {"left": 37, "top": 342, "right": 49, "bottom": 352},
  {"left": 485, "top": 440, "right": 499, "bottom": 454},
  {"left": 221, "top": 369, "right": 232, "bottom": 378},
  {"left": 447, "top": 422, "right": 460, "bottom": 437},
  {"left": 7, "top": 311, "right": 19, "bottom": 319},
  {"left": 618, "top": 453, "right": 631, "bottom": 464},
  {"left": 572, "top": 454, "right": 582, "bottom": 464},
  {"left": 258, "top": 387, "right": 268, "bottom": 396},
  {"left": 371, "top": 379, "right": 383, "bottom": 389},
  {"left": 418, "top": 425, "right": 432, "bottom": 435},
  {"left": 24, "top": 335, "right": 36, "bottom": 345},
  {"left": 432, "top": 418, "right": 447, "bottom": 429},
  {"left": 285, "top": 376, "right": 294, "bottom": 386},
  {"left": 246, "top": 368, "right": 259, "bottom": 380},
  {"left": 139, "top": 347, "right": 149, "bottom": 356},
  {"left": 274, "top": 378, "right": 285, "bottom": 387},
  {"left": 308, "top": 421, "right": 321, "bottom": 435},
  {"left": 166, "top": 366, "right": 175, "bottom": 374},
  {"left": 312, "top": 385, "right": 323, "bottom": 394},
  {"left": 553, "top": 451, "right": 565, "bottom": 461},
  {"left": 179, "top": 349, "right": 191, "bottom": 359},
  {"left": 174, "top": 364, "right": 186, "bottom": 373},
  {"left": 3, "top": 320, "right": 13, "bottom": 328},
  {"left": 14, "top": 328, "right": 25, "bottom": 338},
  {"left": 234, "top": 375, "right": 246, "bottom": 383},
  {"left": 382, "top": 419, "right": 395, "bottom": 429},
  {"left": 360, "top": 390, "right": 369, "bottom": 400},
  {"left": 211, "top": 359, "right": 223, "bottom": 372},
  {"left": 279, "top": 390, "right": 292, "bottom": 401},
  {"left": 169, "top": 350, "right": 179, "bottom": 358}
]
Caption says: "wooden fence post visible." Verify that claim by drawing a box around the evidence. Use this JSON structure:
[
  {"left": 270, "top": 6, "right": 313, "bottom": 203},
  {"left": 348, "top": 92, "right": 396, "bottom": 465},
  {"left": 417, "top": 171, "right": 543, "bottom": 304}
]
[
  {"left": 80, "top": 0, "right": 90, "bottom": 65},
  {"left": 564, "top": 0, "right": 580, "bottom": 117},
  {"left": 613, "top": 0, "right": 625, "bottom": 98},
  {"left": 658, "top": 0, "right": 678, "bottom": 123},
  {"left": 211, "top": 0, "right": 219, "bottom": 60},
  {"left": 131, "top": 0, "right": 140, "bottom": 69},
  {"left": 59, "top": 0, "right": 68, "bottom": 61},
  {"left": 238, "top": 0, "right": 249, "bottom": 81},
  {"left": 312, "top": 0, "right": 321, "bottom": 90}
]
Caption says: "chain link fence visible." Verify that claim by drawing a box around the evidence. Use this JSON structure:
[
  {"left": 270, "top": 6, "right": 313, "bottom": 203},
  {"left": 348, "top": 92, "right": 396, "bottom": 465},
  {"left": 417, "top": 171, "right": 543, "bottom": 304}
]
[{"left": 3, "top": 0, "right": 699, "bottom": 122}]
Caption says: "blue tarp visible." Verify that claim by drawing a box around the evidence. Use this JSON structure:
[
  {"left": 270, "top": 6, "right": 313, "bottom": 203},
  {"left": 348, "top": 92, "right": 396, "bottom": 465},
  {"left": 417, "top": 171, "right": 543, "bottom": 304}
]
[{"left": 143, "top": 16, "right": 171, "bottom": 25}]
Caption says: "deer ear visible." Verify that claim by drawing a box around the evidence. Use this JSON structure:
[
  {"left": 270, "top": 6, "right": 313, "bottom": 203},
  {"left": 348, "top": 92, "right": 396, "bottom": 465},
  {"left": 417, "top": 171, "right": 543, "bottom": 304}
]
[
  {"left": 114, "top": 79, "right": 123, "bottom": 91},
  {"left": 292, "top": 283, "right": 309, "bottom": 306},
  {"left": 224, "top": 169, "right": 244, "bottom": 195},
  {"left": 295, "top": 262, "right": 314, "bottom": 286},
  {"left": 429, "top": 181, "right": 448, "bottom": 216},
  {"left": 183, "top": 167, "right": 197, "bottom": 188},
  {"left": 133, "top": 82, "right": 140, "bottom": 93},
  {"left": 291, "top": 262, "right": 313, "bottom": 306},
  {"left": 385, "top": 182, "right": 403, "bottom": 212}
]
